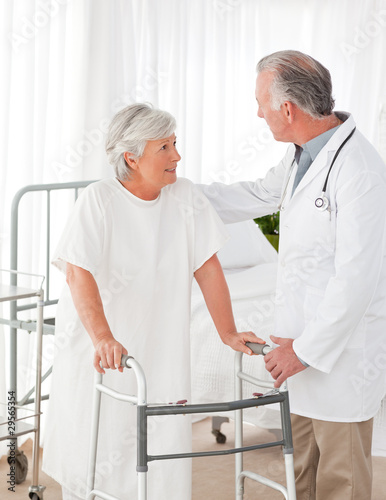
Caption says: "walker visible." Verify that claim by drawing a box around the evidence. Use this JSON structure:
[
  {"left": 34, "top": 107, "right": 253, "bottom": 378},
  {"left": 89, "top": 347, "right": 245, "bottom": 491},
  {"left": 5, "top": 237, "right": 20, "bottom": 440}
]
[{"left": 86, "top": 343, "right": 296, "bottom": 499}]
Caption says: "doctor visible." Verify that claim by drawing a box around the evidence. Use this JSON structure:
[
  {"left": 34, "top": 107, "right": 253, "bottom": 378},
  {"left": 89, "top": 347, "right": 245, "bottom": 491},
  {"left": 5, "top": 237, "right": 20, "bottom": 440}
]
[{"left": 202, "top": 50, "right": 386, "bottom": 499}]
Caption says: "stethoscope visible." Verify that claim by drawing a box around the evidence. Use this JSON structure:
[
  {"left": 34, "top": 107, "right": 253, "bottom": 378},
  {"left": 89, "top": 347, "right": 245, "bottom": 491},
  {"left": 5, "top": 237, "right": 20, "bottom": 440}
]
[{"left": 278, "top": 127, "right": 356, "bottom": 212}]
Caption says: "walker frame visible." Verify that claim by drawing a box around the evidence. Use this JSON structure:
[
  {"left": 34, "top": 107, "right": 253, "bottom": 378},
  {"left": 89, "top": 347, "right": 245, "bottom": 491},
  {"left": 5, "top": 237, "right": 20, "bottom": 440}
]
[{"left": 86, "top": 344, "right": 296, "bottom": 499}]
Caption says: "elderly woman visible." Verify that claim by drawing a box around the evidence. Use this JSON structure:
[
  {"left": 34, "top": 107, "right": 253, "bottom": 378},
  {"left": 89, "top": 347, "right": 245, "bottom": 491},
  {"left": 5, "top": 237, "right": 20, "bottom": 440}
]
[{"left": 42, "top": 103, "right": 262, "bottom": 500}]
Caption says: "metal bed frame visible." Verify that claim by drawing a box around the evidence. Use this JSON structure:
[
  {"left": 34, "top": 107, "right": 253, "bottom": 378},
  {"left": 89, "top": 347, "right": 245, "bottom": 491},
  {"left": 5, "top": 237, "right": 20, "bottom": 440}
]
[{"left": 0, "top": 181, "right": 96, "bottom": 499}]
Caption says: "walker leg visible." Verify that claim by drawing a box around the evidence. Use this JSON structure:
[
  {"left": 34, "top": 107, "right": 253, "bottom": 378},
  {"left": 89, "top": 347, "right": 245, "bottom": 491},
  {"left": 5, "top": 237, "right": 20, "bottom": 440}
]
[
  {"left": 86, "top": 372, "right": 103, "bottom": 498},
  {"left": 280, "top": 387, "right": 297, "bottom": 500},
  {"left": 137, "top": 405, "right": 148, "bottom": 500},
  {"left": 234, "top": 352, "right": 244, "bottom": 499},
  {"left": 284, "top": 453, "right": 296, "bottom": 500},
  {"left": 138, "top": 472, "right": 147, "bottom": 500}
]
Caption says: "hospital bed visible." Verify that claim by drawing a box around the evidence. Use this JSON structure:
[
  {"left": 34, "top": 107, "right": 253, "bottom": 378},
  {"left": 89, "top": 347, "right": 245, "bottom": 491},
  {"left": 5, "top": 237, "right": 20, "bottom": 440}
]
[{"left": 190, "top": 220, "right": 282, "bottom": 436}]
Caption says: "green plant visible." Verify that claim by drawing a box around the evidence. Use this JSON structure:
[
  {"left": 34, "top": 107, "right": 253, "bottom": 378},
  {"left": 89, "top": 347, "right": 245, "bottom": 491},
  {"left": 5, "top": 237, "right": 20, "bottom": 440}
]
[{"left": 254, "top": 212, "right": 280, "bottom": 235}]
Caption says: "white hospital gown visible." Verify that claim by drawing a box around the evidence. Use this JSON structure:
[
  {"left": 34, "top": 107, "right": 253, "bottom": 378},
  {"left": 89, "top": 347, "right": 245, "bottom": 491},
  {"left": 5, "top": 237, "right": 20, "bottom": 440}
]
[{"left": 42, "top": 177, "right": 228, "bottom": 499}]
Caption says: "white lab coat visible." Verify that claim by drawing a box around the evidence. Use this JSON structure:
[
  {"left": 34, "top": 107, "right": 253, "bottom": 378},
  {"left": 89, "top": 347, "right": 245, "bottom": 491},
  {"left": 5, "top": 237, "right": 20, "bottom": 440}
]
[{"left": 203, "top": 112, "right": 386, "bottom": 421}]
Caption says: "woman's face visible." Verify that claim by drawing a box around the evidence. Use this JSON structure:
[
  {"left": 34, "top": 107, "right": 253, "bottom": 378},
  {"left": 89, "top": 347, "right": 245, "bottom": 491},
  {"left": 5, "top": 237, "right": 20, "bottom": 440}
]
[{"left": 126, "top": 133, "right": 181, "bottom": 199}]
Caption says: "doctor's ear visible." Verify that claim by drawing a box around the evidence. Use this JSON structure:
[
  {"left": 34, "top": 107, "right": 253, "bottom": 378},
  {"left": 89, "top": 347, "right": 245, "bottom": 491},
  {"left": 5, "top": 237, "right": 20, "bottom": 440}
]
[{"left": 282, "top": 102, "right": 295, "bottom": 123}]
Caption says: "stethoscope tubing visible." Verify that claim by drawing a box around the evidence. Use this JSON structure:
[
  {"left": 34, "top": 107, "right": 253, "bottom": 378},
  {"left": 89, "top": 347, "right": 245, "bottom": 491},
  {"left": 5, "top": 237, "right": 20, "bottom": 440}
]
[
  {"left": 278, "top": 127, "right": 356, "bottom": 212},
  {"left": 320, "top": 127, "right": 356, "bottom": 194}
]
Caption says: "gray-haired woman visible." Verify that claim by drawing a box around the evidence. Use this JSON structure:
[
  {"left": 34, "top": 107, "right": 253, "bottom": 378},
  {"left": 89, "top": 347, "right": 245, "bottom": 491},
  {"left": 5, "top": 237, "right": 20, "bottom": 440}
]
[{"left": 42, "top": 103, "right": 262, "bottom": 500}]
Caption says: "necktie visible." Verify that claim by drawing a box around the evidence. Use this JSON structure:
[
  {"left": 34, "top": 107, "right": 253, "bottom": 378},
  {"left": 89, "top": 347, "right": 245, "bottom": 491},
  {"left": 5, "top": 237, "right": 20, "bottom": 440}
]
[{"left": 292, "top": 147, "right": 311, "bottom": 195}]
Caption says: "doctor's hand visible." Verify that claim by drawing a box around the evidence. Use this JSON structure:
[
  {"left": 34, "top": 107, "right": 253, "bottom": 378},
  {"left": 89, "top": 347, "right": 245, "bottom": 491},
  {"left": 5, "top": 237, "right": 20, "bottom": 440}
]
[
  {"left": 93, "top": 334, "right": 128, "bottom": 374},
  {"left": 264, "top": 335, "right": 307, "bottom": 388},
  {"left": 221, "top": 330, "right": 266, "bottom": 356}
]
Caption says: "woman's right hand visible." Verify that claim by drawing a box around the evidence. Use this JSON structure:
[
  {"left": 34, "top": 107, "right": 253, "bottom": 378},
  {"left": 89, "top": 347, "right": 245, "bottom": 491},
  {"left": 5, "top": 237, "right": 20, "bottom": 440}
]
[{"left": 93, "top": 335, "right": 128, "bottom": 374}]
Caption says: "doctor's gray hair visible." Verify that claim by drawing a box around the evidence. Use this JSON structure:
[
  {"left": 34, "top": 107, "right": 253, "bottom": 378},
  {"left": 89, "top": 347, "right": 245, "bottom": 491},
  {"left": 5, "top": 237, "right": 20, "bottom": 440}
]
[
  {"left": 106, "top": 103, "right": 176, "bottom": 181},
  {"left": 257, "top": 50, "right": 335, "bottom": 119}
]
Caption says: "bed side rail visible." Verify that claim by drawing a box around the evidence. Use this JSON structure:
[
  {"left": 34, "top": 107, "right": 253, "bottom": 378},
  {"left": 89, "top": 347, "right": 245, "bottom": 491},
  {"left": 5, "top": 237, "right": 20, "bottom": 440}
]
[{"left": 9, "top": 180, "right": 97, "bottom": 331}]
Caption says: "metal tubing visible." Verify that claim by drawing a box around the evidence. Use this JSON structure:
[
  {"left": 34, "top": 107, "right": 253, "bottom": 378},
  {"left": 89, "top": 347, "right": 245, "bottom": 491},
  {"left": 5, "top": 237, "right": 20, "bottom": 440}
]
[
  {"left": 147, "top": 439, "right": 284, "bottom": 463},
  {"left": 280, "top": 392, "right": 293, "bottom": 454},
  {"left": 87, "top": 489, "right": 120, "bottom": 500},
  {"left": 284, "top": 454, "right": 297, "bottom": 500},
  {"left": 138, "top": 472, "right": 147, "bottom": 500},
  {"left": 86, "top": 348, "right": 296, "bottom": 500},
  {"left": 10, "top": 180, "right": 97, "bottom": 311},
  {"left": 145, "top": 395, "right": 283, "bottom": 418},
  {"left": 124, "top": 357, "right": 147, "bottom": 406},
  {"left": 234, "top": 352, "right": 244, "bottom": 500},
  {"left": 137, "top": 406, "right": 148, "bottom": 472},
  {"left": 18, "top": 366, "right": 52, "bottom": 406},
  {"left": 46, "top": 191, "right": 51, "bottom": 302},
  {"left": 95, "top": 384, "right": 138, "bottom": 405},
  {"left": 137, "top": 406, "right": 148, "bottom": 499},
  {"left": 280, "top": 391, "right": 296, "bottom": 500},
  {"left": 237, "top": 470, "right": 288, "bottom": 498},
  {"left": 86, "top": 355, "right": 148, "bottom": 500},
  {"left": 234, "top": 346, "right": 297, "bottom": 500},
  {"left": 86, "top": 372, "right": 103, "bottom": 498},
  {"left": 236, "top": 371, "right": 275, "bottom": 389},
  {"left": 9, "top": 325, "right": 17, "bottom": 454},
  {"left": 31, "top": 291, "right": 44, "bottom": 487}
]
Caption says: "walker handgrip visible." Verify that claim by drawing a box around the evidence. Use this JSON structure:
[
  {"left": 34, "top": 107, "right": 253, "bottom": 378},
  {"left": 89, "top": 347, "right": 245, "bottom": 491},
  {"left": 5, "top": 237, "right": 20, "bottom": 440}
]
[
  {"left": 120, "top": 354, "right": 133, "bottom": 368},
  {"left": 246, "top": 342, "right": 273, "bottom": 356}
]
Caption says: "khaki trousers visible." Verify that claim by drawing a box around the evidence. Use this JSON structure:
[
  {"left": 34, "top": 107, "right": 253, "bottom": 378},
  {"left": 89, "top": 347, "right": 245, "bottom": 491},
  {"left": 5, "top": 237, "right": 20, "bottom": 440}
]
[{"left": 291, "top": 414, "right": 373, "bottom": 500}]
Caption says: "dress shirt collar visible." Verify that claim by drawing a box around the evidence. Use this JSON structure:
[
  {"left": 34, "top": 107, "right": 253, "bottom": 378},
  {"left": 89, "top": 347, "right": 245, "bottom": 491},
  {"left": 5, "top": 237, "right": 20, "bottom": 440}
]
[{"left": 301, "top": 123, "right": 341, "bottom": 161}]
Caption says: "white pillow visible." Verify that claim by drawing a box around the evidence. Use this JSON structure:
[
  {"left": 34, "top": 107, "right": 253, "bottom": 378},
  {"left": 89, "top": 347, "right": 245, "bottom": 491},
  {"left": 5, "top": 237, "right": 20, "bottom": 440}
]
[{"left": 217, "top": 220, "right": 277, "bottom": 271}]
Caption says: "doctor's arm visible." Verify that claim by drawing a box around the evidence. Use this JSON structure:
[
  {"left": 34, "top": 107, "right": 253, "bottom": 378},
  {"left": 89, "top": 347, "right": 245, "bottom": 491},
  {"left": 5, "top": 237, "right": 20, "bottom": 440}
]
[
  {"left": 66, "top": 263, "right": 128, "bottom": 373},
  {"left": 194, "top": 253, "right": 265, "bottom": 355},
  {"left": 198, "top": 147, "right": 291, "bottom": 223}
]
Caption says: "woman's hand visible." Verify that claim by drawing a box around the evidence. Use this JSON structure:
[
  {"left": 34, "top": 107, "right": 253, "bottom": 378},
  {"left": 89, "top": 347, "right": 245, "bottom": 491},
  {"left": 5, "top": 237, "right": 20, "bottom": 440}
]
[
  {"left": 221, "top": 331, "right": 266, "bottom": 356},
  {"left": 66, "top": 264, "right": 129, "bottom": 374},
  {"left": 93, "top": 335, "right": 128, "bottom": 374},
  {"left": 194, "top": 255, "right": 266, "bottom": 356}
]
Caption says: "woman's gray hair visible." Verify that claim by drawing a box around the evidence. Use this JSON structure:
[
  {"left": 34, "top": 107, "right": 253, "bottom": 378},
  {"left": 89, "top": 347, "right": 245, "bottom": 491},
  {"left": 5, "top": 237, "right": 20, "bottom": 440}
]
[
  {"left": 106, "top": 103, "right": 176, "bottom": 181},
  {"left": 257, "top": 50, "right": 335, "bottom": 119}
]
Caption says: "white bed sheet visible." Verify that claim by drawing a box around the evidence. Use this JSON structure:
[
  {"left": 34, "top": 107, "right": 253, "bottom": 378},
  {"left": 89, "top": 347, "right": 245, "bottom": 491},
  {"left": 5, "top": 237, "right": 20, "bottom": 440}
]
[{"left": 190, "top": 262, "right": 281, "bottom": 430}]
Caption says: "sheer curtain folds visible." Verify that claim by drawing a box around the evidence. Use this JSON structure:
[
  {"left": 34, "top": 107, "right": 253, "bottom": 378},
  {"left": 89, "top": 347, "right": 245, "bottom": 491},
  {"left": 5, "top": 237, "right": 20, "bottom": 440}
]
[{"left": 0, "top": 0, "right": 385, "bottom": 457}]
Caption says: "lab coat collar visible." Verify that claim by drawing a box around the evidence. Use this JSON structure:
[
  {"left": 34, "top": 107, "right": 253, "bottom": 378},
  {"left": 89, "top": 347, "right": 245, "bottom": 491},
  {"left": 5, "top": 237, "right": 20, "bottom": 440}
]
[{"left": 291, "top": 112, "right": 356, "bottom": 197}]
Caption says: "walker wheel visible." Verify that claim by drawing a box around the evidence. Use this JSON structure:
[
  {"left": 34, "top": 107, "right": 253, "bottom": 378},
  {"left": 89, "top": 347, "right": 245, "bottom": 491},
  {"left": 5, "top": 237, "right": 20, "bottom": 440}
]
[{"left": 212, "top": 429, "right": 227, "bottom": 444}]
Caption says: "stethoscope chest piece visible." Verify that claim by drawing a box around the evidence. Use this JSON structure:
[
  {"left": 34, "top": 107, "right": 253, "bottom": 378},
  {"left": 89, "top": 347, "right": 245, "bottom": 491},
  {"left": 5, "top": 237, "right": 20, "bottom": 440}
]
[{"left": 315, "top": 195, "right": 329, "bottom": 211}]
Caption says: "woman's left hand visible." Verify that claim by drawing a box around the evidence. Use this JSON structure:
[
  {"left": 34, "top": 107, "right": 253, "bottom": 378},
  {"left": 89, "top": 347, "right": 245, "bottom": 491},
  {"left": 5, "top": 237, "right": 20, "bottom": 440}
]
[{"left": 221, "top": 331, "right": 266, "bottom": 356}]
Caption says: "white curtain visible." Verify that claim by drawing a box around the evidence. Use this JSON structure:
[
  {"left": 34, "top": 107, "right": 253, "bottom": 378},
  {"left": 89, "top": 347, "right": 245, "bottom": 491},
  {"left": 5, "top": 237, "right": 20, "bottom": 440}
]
[{"left": 1, "top": 0, "right": 385, "bottom": 457}]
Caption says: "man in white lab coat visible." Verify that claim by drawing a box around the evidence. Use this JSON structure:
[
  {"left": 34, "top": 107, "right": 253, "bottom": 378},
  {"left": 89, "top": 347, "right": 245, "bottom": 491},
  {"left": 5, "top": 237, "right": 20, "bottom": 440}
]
[{"left": 202, "top": 50, "right": 386, "bottom": 499}]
